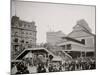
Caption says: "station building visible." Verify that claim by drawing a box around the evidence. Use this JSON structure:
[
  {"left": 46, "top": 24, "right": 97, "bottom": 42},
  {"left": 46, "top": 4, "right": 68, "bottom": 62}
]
[{"left": 58, "top": 19, "right": 96, "bottom": 59}]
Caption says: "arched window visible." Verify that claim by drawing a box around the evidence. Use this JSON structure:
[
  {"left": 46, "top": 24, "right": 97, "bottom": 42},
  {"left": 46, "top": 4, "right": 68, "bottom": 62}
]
[{"left": 81, "top": 39, "right": 85, "bottom": 44}]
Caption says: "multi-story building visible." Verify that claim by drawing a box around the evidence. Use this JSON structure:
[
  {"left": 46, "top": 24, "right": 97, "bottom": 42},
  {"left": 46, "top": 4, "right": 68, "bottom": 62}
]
[
  {"left": 11, "top": 16, "right": 37, "bottom": 59},
  {"left": 58, "top": 19, "right": 96, "bottom": 59},
  {"left": 46, "top": 31, "right": 66, "bottom": 45}
]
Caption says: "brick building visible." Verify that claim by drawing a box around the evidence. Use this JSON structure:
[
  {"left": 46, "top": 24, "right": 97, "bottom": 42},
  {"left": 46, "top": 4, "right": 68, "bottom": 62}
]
[{"left": 11, "top": 16, "right": 37, "bottom": 59}]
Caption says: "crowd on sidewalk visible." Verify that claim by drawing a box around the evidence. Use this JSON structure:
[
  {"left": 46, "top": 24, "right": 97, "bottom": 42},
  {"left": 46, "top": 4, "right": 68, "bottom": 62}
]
[{"left": 11, "top": 57, "right": 96, "bottom": 74}]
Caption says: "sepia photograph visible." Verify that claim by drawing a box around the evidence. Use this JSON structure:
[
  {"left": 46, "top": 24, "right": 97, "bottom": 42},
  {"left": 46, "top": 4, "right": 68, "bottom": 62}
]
[{"left": 11, "top": 0, "right": 96, "bottom": 74}]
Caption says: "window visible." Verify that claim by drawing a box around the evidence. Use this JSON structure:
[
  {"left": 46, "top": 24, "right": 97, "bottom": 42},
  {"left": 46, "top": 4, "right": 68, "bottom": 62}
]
[
  {"left": 22, "top": 32, "right": 24, "bottom": 34},
  {"left": 19, "top": 22, "right": 22, "bottom": 27},
  {"left": 15, "top": 22, "right": 18, "bottom": 27},
  {"left": 14, "top": 45, "right": 19, "bottom": 52},
  {"left": 21, "top": 40, "right": 24, "bottom": 43},
  {"left": 26, "top": 41, "right": 29, "bottom": 44},
  {"left": 14, "top": 38, "right": 18, "bottom": 43},
  {"left": 15, "top": 32, "right": 18, "bottom": 36},
  {"left": 81, "top": 39, "right": 85, "bottom": 44},
  {"left": 24, "top": 24, "right": 26, "bottom": 27},
  {"left": 30, "top": 33, "right": 32, "bottom": 35},
  {"left": 30, "top": 40, "right": 32, "bottom": 42},
  {"left": 28, "top": 25, "right": 30, "bottom": 27},
  {"left": 67, "top": 44, "right": 71, "bottom": 50},
  {"left": 61, "top": 45, "right": 65, "bottom": 50},
  {"left": 26, "top": 32, "right": 28, "bottom": 34}
]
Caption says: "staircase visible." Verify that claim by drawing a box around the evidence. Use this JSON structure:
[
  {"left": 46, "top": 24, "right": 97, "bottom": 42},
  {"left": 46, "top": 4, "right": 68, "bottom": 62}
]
[{"left": 11, "top": 49, "right": 25, "bottom": 59}]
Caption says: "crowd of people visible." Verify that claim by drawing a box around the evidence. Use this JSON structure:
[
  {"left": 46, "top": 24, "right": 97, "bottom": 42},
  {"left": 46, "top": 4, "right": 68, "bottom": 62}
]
[{"left": 11, "top": 57, "right": 96, "bottom": 74}]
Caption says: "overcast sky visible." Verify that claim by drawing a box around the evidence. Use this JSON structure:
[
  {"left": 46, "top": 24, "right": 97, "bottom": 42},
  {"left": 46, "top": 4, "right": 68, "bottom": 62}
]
[{"left": 11, "top": 0, "right": 96, "bottom": 43}]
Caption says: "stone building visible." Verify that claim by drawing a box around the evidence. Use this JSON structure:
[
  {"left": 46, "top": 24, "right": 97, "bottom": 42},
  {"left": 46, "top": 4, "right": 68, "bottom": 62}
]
[
  {"left": 11, "top": 16, "right": 37, "bottom": 59},
  {"left": 58, "top": 19, "right": 96, "bottom": 59}
]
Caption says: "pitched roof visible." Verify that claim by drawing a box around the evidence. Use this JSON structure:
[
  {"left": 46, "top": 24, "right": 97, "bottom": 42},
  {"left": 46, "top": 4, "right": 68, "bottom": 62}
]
[
  {"left": 62, "top": 37, "right": 84, "bottom": 44},
  {"left": 15, "top": 47, "right": 55, "bottom": 60},
  {"left": 67, "top": 30, "right": 94, "bottom": 38},
  {"left": 67, "top": 19, "right": 95, "bottom": 38},
  {"left": 73, "top": 19, "right": 92, "bottom": 33}
]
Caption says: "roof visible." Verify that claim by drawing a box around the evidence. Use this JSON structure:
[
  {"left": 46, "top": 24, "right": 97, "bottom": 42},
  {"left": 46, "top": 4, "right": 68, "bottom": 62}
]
[
  {"left": 15, "top": 47, "right": 55, "bottom": 60},
  {"left": 73, "top": 19, "right": 92, "bottom": 33},
  {"left": 64, "top": 46, "right": 95, "bottom": 52},
  {"left": 67, "top": 30, "right": 95, "bottom": 38},
  {"left": 67, "top": 19, "right": 95, "bottom": 38},
  {"left": 62, "top": 37, "right": 84, "bottom": 44}
]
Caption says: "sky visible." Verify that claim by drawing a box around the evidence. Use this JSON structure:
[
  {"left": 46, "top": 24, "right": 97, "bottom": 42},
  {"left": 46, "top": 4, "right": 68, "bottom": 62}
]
[{"left": 11, "top": 0, "right": 96, "bottom": 43}]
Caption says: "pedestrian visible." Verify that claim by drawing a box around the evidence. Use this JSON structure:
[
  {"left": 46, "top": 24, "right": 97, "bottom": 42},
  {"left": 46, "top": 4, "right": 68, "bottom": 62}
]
[{"left": 23, "top": 66, "right": 29, "bottom": 74}]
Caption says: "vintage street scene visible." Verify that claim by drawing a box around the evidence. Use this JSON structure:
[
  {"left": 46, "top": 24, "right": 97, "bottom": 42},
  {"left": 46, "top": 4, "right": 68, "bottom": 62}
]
[{"left": 11, "top": 0, "right": 96, "bottom": 74}]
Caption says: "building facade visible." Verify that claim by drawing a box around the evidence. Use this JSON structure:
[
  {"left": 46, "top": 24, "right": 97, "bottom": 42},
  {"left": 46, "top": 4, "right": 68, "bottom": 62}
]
[
  {"left": 46, "top": 31, "right": 66, "bottom": 45},
  {"left": 11, "top": 16, "right": 37, "bottom": 59},
  {"left": 58, "top": 19, "right": 96, "bottom": 59}
]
